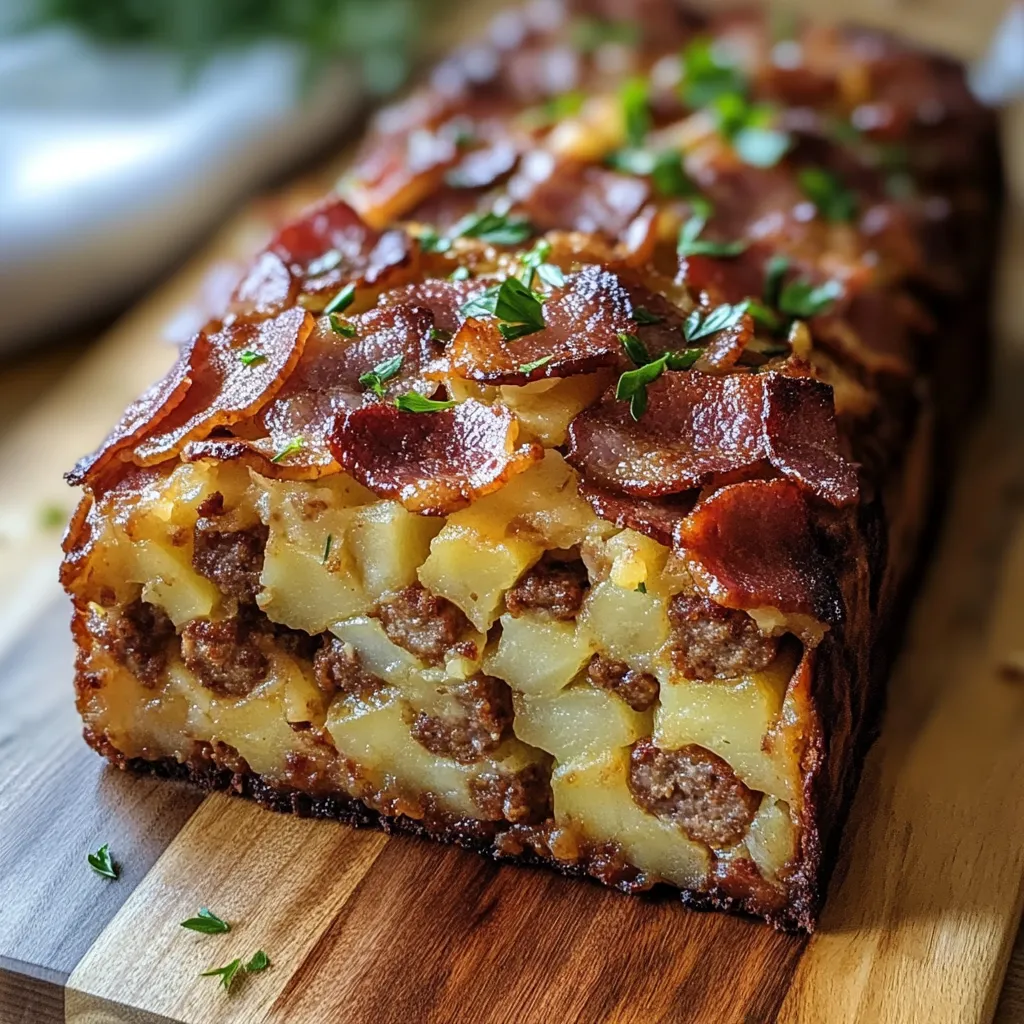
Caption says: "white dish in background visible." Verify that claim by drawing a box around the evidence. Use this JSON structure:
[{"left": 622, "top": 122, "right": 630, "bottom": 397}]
[{"left": 0, "top": 27, "right": 362, "bottom": 353}]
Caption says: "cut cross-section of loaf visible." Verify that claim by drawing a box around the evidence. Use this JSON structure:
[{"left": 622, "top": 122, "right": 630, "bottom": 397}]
[{"left": 61, "top": 0, "right": 1001, "bottom": 931}]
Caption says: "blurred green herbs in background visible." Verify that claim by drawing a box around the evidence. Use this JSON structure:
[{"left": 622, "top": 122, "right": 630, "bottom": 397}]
[{"left": 23, "top": 0, "right": 426, "bottom": 93}]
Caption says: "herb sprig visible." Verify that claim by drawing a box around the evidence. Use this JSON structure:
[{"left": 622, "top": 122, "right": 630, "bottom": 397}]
[
  {"left": 358, "top": 354, "right": 404, "bottom": 397},
  {"left": 615, "top": 332, "right": 701, "bottom": 420},
  {"left": 459, "top": 278, "right": 547, "bottom": 341},
  {"left": 394, "top": 392, "right": 456, "bottom": 413},
  {"left": 201, "top": 950, "right": 270, "bottom": 993},
  {"left": 87, "top": 844, "right": 118, "bottom": 880},
  {"left": 798, "top": 167, "right": 857, "bottom": 223},
  {"left": 677, "top": 204, "right": 747, "bottom": 259},
  {"left": 181, "top": 908, "right": 231, "bottom": 934}
]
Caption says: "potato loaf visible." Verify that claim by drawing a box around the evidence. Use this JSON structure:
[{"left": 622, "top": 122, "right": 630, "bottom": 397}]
[{"left": 62, "top": 0, "right": 1002, "bottom": 930}]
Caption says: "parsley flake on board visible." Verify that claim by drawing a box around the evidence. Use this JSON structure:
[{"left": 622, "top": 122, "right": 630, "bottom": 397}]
[
  {"left": 459, "top": 277, "right": 546, "bottom": 341},
  {"left": 323, "top": 282, "right": 356, "bottom": 316},
  {"left": 180, "top": 908, "right": 231, "bottom": 934},
  {"left": 246, "top": 951, "right": 271, "bottom": 973},
  {"left": 238, "top": 350, "right": 266, "bottom": 367},
  {"left": 777, "top": 278, "right": 844, "bottom": 319},
  {"left": 519, "top": 355, "right": 554, "bottom": 374},
  {"left": 676, "top": 207, "right": 747, "bottom": 259},
  {"left": 450, "top": 210, "right": 534, "bottom": 246},
  {"left": 394, "top": 392, "right": 457, "bottom": 413},
  {"left": 202, "top": 958, "right": 244, "bottom": 992},
  {"left": 270, "top": 438, "right": 305, "bottom": 464},
  {"left": 798, "top": 167, "right": 857, "bottom": 222},
  {"left": 358, "top": 354, "right": 404, "bottom": 398},
  {"left": 87, "top": 843, "right": 118, "bottom": 880}
]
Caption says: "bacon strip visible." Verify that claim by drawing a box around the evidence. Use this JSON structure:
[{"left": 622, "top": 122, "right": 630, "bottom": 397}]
[
  {"left": 133, "top": 307, "right": 312, "bottom": 465},
  {"left": 329, "top": 399, "right": 542, "bottom": 515},
  {"left": 567, "top": 370, "right": 858, "bottom": 506},
  {"left": 448, "top": 265, "right": 685, "bottom": 385},
  {"left": 676, "top": 479, "right": 844, "bottom": 624},
  {"left": 577, "top": 481, "right": 695, "bottom": 548}
]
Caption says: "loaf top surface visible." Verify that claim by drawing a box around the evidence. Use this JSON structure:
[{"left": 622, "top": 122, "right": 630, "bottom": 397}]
[{"left": 65, "top": 0, "right": 996, "bottom": 634}]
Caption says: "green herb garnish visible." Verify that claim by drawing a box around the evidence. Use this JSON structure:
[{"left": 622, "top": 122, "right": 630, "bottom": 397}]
[
  {"left": 238, "top": 350, "right": 266, "bottom": 367},
  {"left": 522, "top": 90, "right": 586, "bottom": 128},
  {"left": 329, "top": 314, "right": 357, "bottom": 337},
  {"left": 763, "top": 254, "right": 790, "bottom": 306},
  {"left": 798, "top": 167, "right": 857, "bottom": 222},
  {"left": 607, "top": 148, "right": 695, "bottom": 198},
  {"left": 87, "top": 844, "right": 117, "bottom": 880},
  {"left": 777, "top": 278, "right": 844, "bottom": 319},
  {"left": 679, "top": 37, "right": 746, "bottom": 109},
  {"left": 450, "top": 210, "right": 534, "bottom": 246},
  {"left": 683, "top": 302, "right": 750, "bottom": 342},
  {"left": 449, "top": 266, "right": 470, "bottom": 282},
  {"left": 39, "top": 503, "right": 66, "bottom": 529},
  {"left": 677, "top": 207, "right": 747, "bottom": 259},
  {"left": 202, "top": 958, "right": 243, "bottom": 991},
  {"left": 519, "top": 355, "right": 554, "bottom": 374},
  {"left": 394, "top": 392, "right": 457, "bottom": 413},
  {"left": 358, "top": 354, "right": 404, "bottom": 398},
  {"left": 429, "top": 326, "right": 452, "bottom": 343},
  {"left": 322, "top": 534, "right": 333, "bottom": 564},
  {"left": 631, "top": 306, "right": 663, "bottom": 325},
  {"left": 519, "top": 239, "right": 565, "bottom": 290},
  {"left": 270, "top": 438, "right": 305, "bottom": 464},
  {"left": 323, "top": 282, "right": 355, "bottom": 315},
  {"left": 618, "top": 331, "right": 651, "bottom": 366},
  {"left": 180, "top": 908, "right": 231, "bottom": 934},
  {"left": 712, "top": 93, "right": 791, "bottom": 168},
  {"left": 245, "top": 951, "right": 270, "bottom": 974},
  {"left": 459, "top": 277, "right": 546, "bottom": 341},
  {"left": 615, "top": 333, "right": 701, "bottom": 420},
  {"left": 635, "top": 582, "right": 647, "bottom": 594},
  {"left": 418, "top": 227, "right": 451, "bottom": 254},
  {"left": 620, "top": 76, "right": 651, "bottom": 149}
]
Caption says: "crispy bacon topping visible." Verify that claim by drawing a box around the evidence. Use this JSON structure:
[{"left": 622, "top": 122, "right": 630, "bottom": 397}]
[
  {"left": 676, "top": 479, "right": 843, "bottom": 624},
  {"left": 329, "top": 398, "right": 542, "bottom": 515},
  {"left": 567, "top": 370, "right": 857, "bottom": 507},
  {"left": 448, "top": 265, "right": 685, "bottom": 384},
  {"left": 258, "top": 304, "right": 444, "bottom": 475},
  {"left": 577, "top": 482, "right": 694, "bottom": 548},
  {"left": 133, "top": 307, "right": 312, "bottom": 465}
]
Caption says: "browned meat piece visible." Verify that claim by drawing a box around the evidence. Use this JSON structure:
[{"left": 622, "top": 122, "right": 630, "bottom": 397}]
[
  {"left": 181, "top": 617, "right": 269, "bottom": 697},
  {"left": 587, "top": 655, "right": 660, "bottom": 712},
  {"left": 375, "top": 583, "right": 474, "bottom": 664},
  {"left": 667, "top": 593, "right": 778, "bottom": 680},
  {"left": 411, "top": 675, "right": 513, "bottom": 763},
  {"left": 470, "top": 763, "right": 553, "bottom": 823},
  {"left": 192, "top": 513, "right": 269, "bottom": 604},
  {"left": 628, "top": 740, "right": 760, "bottom": 847},
  {"left": 313, "top": 637, "right": 386, "bottom": 699},
  {"left": 505, "top": 559, "right": 589, "bottom": 620},
  {"left": 108, "top": 599, "right": 175, "bottom": 687}
]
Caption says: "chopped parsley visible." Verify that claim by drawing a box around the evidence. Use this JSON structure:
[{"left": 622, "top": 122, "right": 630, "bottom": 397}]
[
  {"left": 459, "top": 277, "right": 546, "bottom": 341},
  {"left": 763, "top": 254, "right": 790, "bottom": 307},
  {"left": 712, "top": 93, "right": 791, "bottom": 168},
  {"left": 519, "top": 355, "right": 554, "bottom": 374},
  {"left": 270, "top": 437, "right": 305, "bottom": 464},
  {"left": 606, "top": 148, "right": 695, "bottom": 198},
  {"left": 394, "top": 392, "right": 457, "bottom": 413},
  {"left": 679, "top": 37, "right": 746, "bottom": 109},
  {"left": 519, "top": 239, "right": 565, "bottom": 290},
  {"left": 87, "top": 844, "right": 118, "bottom": 880},
  {"left": 238, "top": 350, "right": 266, "bottom": 367},
  {"left": 200, "top": 951, "right": 269, "bottom": 993},
  {"left": 429, "top": 326, "right": 452, "bottom": 343},
  {"left": 631, "top": 306, "right": 663, "bottom": 325},
  {"left": 323, "top": 282, "right": 356, "bottom": 316},
  {"left": 180, "top": 908, "right": 231, "bottom": 934},
  {"left": 449, "top": 266, "right": 471, "bottom": 282},
  {"left": 521, "top": 90, "right": 585, "bottom": 128},
  {"left": 322, "top": 534, "right": 333, "bottom": 564},
  {"left": 358, "top": 354, "right": 404, "bottom": 397},
  {"left": 615, "top": 332, "right": 701, "bottom": 420},
  {"left": 677, "top": 206, "right": 747, "bottom": 259},
  {"left": 417, "top": 227, "right": 450, "bottom": 254},
  {"left": 620, "top": 76, "right": 651, "bottom": 149},
  {"left": 635, "top": 582, "right": 647, "bottom": 594},
  {"left": 329, "top": 314, "right": 357, "bottom": 337},
  {"left": 798, "top": 167, "right": 857, "bottom": 222},
  {"left": 450, "top": 210, "right": 534, "bottom": 246},
  {"left": 683, "top": 302, "right": 750, "bottom": 342},
  {"left": 778, "top": 278, "right": 844, "bottom": 319}
]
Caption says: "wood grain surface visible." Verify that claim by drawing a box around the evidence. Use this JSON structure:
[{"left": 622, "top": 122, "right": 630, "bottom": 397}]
[{"left": 1, "top": 1, "right": 1023, "bottom": 1021}]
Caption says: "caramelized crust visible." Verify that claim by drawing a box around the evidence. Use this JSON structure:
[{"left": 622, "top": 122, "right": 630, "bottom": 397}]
[{"left": 62, "top": 0, "right": 1001, "bottom": 932}]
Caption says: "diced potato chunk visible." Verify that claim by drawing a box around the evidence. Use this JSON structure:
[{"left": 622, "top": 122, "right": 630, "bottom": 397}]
[
  {"left": 553, "top": 747, "right": 709, "bottom": 888},
  {"left": 746, "top": 797, "right": 797, "bottom": 881},
  {"left": 604, "top": 529, "right": 670, "bottom": 593},
  {"left": 347, "top": 501, "right": 442, "bottom": 601},
  {"left": 483, "top": 613, "right": 594, "bottom": 697},
  {"left": 130, "top": 539, "right": 218, "bottom": 626},
  {"left": 579, "top": 579, "right": 670, "bottom": 669},
  {"left": 513, "top": 686, "right": 652, "bottom": 762},
  {"left": 653, "top": 650, "right": 798, "bottom": 799},
  {"left": 330, "top": 617, "right": 424, "bottom": 686},
  {"left": 498, "top": 375, "right": 607, "bottom": 447}
]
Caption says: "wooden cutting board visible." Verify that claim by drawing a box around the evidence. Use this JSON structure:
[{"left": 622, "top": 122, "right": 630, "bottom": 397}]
[{"left": 2, "top": 3, "right": 1024, "bottom": 1022}]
